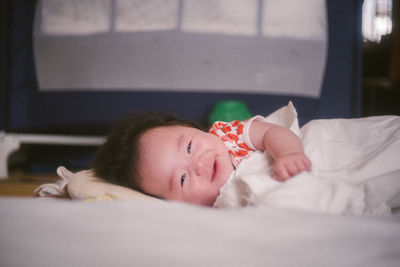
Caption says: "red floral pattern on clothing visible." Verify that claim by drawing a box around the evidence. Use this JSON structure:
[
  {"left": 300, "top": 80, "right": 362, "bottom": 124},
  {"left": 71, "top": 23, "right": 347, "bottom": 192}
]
[{"left": 209, "top": 120, "right": 253, "bottom": 167}]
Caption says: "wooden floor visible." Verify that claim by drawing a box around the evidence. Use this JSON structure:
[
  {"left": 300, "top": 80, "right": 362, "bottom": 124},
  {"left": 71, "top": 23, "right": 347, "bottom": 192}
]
[{"left": 0, "top": 171, "right": 58, "bottom": 197}]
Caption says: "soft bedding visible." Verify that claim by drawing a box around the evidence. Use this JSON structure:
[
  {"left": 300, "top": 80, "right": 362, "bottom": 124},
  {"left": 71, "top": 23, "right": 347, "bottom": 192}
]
[
  {"left": 215, "top": 104, "right": 400, "bottom": 214},
  {"left": 1, "top": 197, "right": 400, "bottom": 267},
  {"left": 3, "top": 108, "right": 400, "bottom": 267},
  {"left": 35, "top": 103, "right": 400, "bottom": 216}
]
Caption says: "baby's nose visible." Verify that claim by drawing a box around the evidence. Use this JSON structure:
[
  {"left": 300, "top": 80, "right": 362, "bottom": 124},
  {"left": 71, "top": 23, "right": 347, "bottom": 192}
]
[{"left": 194, "top": 152, "right": 213, "bottom": 177}]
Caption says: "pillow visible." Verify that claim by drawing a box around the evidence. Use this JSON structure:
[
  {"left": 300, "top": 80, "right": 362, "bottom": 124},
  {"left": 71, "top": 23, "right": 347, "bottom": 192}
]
[{"left": 35, "top": 166, "right": 159, "bottom": 202}]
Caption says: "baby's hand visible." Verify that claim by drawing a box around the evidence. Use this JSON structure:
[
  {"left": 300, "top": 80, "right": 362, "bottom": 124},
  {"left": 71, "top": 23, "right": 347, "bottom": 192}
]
[{"left": 272, "top": 152, "right": 311, "bottom": 182}]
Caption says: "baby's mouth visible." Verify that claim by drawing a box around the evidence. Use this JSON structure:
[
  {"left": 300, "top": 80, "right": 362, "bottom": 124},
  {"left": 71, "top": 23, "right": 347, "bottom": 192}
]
[{"left": 211, "top": 159, "right": 217, "bottom": 182}]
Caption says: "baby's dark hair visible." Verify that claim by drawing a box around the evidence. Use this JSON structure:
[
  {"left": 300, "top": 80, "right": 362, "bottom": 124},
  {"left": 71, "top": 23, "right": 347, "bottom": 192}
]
[{"left": 93, "top": 112, "right": 202, "bottom": 194}]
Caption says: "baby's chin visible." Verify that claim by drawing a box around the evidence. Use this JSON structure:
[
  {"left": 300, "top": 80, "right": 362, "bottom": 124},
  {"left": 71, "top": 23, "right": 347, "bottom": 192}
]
[
  {"left": 195, "top": 185, "right": 226, "bottom": 207},
  {"left": 206, "top": 171, "right": 233, "bottom": 207}
]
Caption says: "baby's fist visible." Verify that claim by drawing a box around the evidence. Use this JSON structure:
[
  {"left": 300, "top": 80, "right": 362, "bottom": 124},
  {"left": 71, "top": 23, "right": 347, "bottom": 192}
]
[{"left": 272, "top": 153, "right": 311, "bottom": 182}]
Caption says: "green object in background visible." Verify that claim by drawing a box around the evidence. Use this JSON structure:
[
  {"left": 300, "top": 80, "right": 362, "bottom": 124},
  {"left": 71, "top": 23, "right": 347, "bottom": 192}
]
[{"left": 208, "top": 100, "right": 253, "bottom": 125}]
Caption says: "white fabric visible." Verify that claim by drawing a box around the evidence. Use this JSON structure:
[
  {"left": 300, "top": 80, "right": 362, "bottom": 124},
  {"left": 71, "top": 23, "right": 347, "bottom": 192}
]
[
  {"left": 33, "top": 166, "right": 71, "bottom": 198},
  {"left": 262, "top": 0, "right": 326, "bottom": 40},
  {"left": 215, "top": 105, "right": 400, "bottom": 215},
  {"left": 1, "top": 197, "right": 400, "bottom": 267},
  {"left": 35, "top": 166, "right": 158, "bottom": 202},
  {"left": 34, "top": 1, "right": 326, "bottom": 97}
]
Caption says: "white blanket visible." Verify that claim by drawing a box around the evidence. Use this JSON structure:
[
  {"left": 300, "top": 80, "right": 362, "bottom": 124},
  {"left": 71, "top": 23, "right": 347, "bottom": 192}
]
[
  {"left": 214, "top": 104, "right": 400, "bottom": 215},
  {"left": 1, "top": 198, "right": 400, "bottom": 267}
]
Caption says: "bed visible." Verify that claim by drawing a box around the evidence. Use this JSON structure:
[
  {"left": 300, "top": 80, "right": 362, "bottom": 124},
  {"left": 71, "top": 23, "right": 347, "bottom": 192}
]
[
  {"left": 1, "top": 198, "right": 400, "bottom": 267},
  {"left": 2, "top": 0, "right": 400, "bottom": 266}
]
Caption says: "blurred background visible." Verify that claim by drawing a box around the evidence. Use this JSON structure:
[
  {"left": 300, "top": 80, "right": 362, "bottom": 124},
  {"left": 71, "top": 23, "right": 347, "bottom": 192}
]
[{"left": 0, "top": 0, "right": 399, "bottom": 194}]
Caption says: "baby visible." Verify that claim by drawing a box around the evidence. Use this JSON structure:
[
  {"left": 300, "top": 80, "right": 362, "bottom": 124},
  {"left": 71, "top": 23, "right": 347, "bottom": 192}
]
[{"left": 93, "top": 112, "right": 311, "bottom": 206}]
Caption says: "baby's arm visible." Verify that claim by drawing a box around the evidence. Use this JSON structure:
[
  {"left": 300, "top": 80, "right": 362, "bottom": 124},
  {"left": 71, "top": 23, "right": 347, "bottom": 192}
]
[{"left": 249, "top": 120, "right": 311, "bottom": 181}]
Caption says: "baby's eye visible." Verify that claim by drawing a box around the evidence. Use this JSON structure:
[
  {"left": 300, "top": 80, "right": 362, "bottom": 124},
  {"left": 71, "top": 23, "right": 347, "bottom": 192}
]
[
  {"left": 187, "top": 141, "right": 192, "bottom": 154},
  {"left": 180, "top": 173, "right": 186, "bottom": 186}
]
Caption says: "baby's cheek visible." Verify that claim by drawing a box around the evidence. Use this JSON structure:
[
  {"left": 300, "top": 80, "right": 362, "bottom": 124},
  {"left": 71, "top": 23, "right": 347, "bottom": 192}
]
[
  {"left": 209, "top": 133, "right": 225, "bottom": 144},
  {"left": 185, "top": 185, "right": 217, "bottom": 206}
]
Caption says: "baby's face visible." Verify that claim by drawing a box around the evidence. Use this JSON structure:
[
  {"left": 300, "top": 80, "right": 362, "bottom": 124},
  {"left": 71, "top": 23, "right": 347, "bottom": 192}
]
[{"left": 138, "top": 125, "right": 234, "bottom": 206}]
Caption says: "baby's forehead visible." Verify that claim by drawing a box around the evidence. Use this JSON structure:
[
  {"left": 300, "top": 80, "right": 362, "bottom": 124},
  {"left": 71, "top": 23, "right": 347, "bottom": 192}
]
[
  {"left": 144, "top": 125, "right": 196, "bottom": 138},
  {"left": 140, "top": 126, "right": 184, "bottom": 150}
]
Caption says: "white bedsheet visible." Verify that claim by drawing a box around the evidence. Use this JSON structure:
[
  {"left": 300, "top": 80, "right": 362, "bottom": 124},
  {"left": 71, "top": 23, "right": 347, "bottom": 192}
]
[
  {"left": 215, "top": 113, "right": 400, "bottom": 215},
  {"left": 1, "top": 197, "right": 400, "bottom": 267}
]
